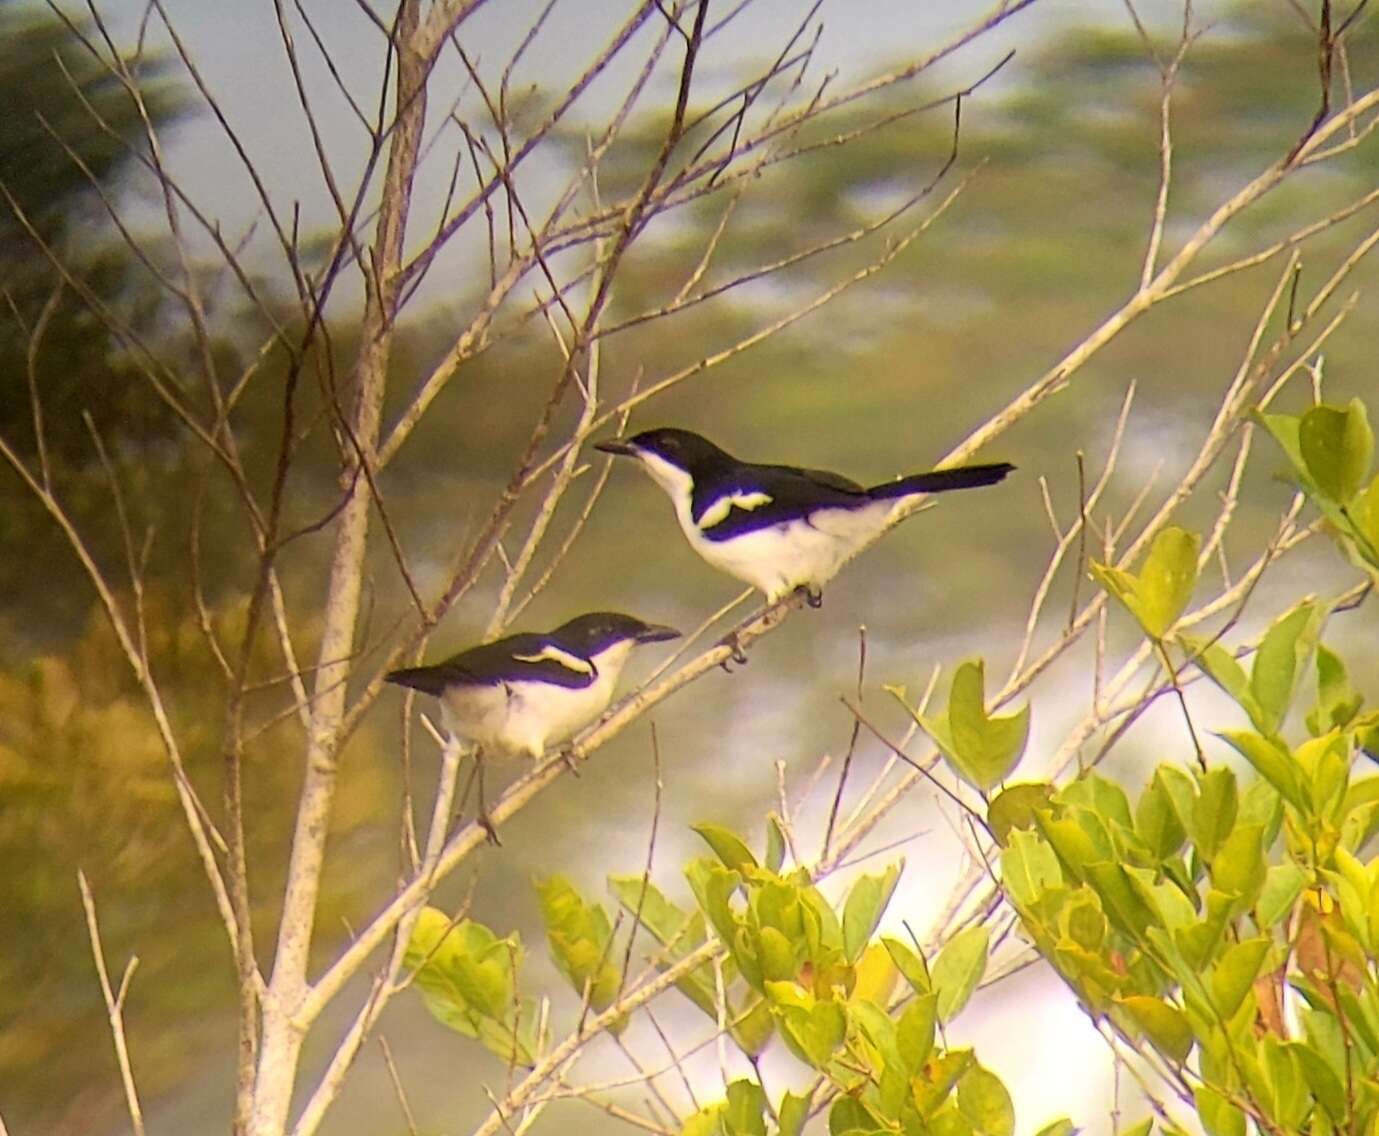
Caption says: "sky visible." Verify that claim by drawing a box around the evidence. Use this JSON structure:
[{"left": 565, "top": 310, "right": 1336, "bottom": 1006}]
[{"left": 91, "top": 0, "right": 1186, "bottom": 305}]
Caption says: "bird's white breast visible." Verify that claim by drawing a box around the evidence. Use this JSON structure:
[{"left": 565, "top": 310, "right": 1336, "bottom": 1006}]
[
  {"left": 440, "top": 640, "right": 632, "bottom": 759},
  {"left": 691, "top": 503, "right": 897, "bottom": 599},
  {"left": 632, "top": 449, "right": 899, "bottom": 599}
]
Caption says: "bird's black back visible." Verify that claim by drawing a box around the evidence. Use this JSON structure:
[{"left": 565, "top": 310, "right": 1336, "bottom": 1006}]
[
  {"left": 691, "top": 455, "right": 1014, "bottom": 541},
  {"left": 385, "top": 632, "right": 597, "bottom": 695},
  {"left": 689, "top": 460, "right": 870, "bottom": 539}
]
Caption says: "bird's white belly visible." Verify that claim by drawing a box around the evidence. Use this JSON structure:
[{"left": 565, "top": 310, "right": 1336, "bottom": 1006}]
[
  {"left": 679, "top": 501, "right": 896, "bottom": 600},
  {"left": 440, "top": 662, "right": 622, "bottom": 759}
]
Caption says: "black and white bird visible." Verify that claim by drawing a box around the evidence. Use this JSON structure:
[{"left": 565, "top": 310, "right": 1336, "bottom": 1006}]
[
  {"left": 386, "top": 612, "right": 679, "bottom": 836},
  {"left": 596, "top": 428, "right": 1014, "bottom": 605}
]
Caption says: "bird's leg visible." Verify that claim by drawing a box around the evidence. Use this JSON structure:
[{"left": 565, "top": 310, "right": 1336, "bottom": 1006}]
[
  {"left": 474, "top": 752, "right": 501, "bottom": 846},
  {"left": 717, "top": 585, "right": 817, "bottom": 672},
  {"left": 716, "top": 628, "right": 751, "bottom": 671},
  {"left": 557, "top": 745, "right": 581, "bottom": 777}
]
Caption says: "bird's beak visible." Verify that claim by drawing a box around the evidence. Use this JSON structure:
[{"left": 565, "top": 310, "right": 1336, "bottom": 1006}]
[
  {"left": 635, "top": 623, "right": 681, "bottom": 644},
  {"left": 594, "top": 438, "right": 637, "bottom": 457}
]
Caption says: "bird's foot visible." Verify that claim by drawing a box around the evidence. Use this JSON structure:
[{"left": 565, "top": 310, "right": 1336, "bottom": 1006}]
[
  {"left": 796, "top": 584, "right": 823, "bottom": 609},
  {"left": 477, "top": 809, "right": 503, "bottom": 846},
  {"left": 558, "top": 746, "right": 582, "bottom": 777},
  {"left": 717, "top": 630, "right": 750, "bottom": 672}
]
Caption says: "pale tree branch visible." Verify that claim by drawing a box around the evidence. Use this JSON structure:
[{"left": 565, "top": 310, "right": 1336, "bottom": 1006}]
[{"left": 78, "top": 870, "right": 147, "bottom": 1136}]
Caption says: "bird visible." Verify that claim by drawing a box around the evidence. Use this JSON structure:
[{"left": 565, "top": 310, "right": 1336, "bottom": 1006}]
[
  {"left": 386, "top": 612, "right": 680, "bottom": 839},
  {"left": 595, "top": 428, "right": 1014, "bottom": 607}
]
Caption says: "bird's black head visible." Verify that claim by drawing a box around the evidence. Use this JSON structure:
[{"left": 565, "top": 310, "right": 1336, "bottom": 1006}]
[
  {"left": 594, "top": 427, "right": 729, "bottom": 473},
  {"left": 552, "top": 611, "right": 681, "bottom": 653}
]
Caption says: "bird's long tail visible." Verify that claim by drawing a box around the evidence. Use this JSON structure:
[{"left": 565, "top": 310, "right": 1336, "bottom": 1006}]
[
  {"left": 384, "top": 665, "right": 450, "bottom": 696},
  {"left": 867, "top": 462, "right": 1016, "bottom": 500}
]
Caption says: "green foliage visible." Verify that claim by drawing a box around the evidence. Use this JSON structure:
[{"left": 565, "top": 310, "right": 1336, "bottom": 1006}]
[
  {"left": 995, "top": 393, "right": 1379, "bottom": 1136},
  {"left": 621, "top": 825, "right": 1021, "bottom": 1136},
  {"left": 930, "top": 926, "right": 990, "bottom": 1023},
  {"left": 988, "top": 782, "right": 1055, "bottom": 845},
  {"left": 1185, "top": 600, "right": 1326, "bottom": 737},
  {"left": 1091, "top": 526, "right": 1201, "bottom": 640},
  {"left": 403, "top": 908, "right": 537, "bottom": 1064},
  {"left": 535, "top": 875, "right": 622, "bottom": 1020},
  {"left": 1259, "top": 400, "right": 1379, "bottom": 577},
  {"left": 836, "top": 863, "right": 900, "bottom": 965},
  {"left": 895, "top": 658, "right": 1030, "bottom": 793}
]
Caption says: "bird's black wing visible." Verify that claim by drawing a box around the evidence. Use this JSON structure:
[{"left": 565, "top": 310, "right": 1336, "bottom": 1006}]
[
  {"left": 385, "top": 633, "right": 598, "bottom": 694},
  {"left": 762, "top": 462, "right": 867, "bottom": 495},
  {"left": 692, "top": 460, "right": 871, "bottom": 541}
]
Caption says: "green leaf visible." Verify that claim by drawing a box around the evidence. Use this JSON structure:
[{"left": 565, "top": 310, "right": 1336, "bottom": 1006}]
[
  {"left": 403, "top": 909, "right": 534, "bottom": 1064},
  {"left": 1218, "top": 730, "right": 1306, "bottom": 811},
  {"left": 1250, "top": 600, "right": 1323, "bottom": 735},
  {"left": 1193, "top": 766, "right": 1238, "bottom": 861},
  {"left": 733, "top": 999, "right": 774, "bottom": 1058},
  {"left": 912, "top": 1049, "right": 975, "bottom": 1116},
  {"left": 693, "top": 822, "right": 759, "bottom": 873},
  {"left": 1001, "top": 829, "right": 1063, "bottom": 905},
  {"left": 1210, "top": 823, "right": 1266, "bottom": 906},
  {"left": 931, "top": 925, "right": 989, "bottom": 1022},
  {"left": 988, "top": 782, "right": 1055, "bottom": 845},
  {"left": 956, "top": 1065, "right": 1015, "bottom": 1136},
  {"left": 1094, "top": 527, "right": 1200, "bottom": 639},
  {"left": 1085, "top": 862, "right": 1160, "bottom": 941},
  {"left": 776, "top": 998, "right": 846, "bottom": 1068},
  {"left": 404, "top": 908, "right": 515, "bottom": 1022},
  {"left": 897, "top": 994, "right": 938, "bottom": 1072},
  {"left": 679, "top": 1106, "right": 725, "bottom": 1136},
  {"left": 778, "top": 1091, "right": 811, "bottom": 1136},
  {"left": 724, "top": 1079, "right": 767, "bottom": 1136},
  {"left": 1154, "top": 766, "right": 1197, "bottom": 835},
  {"left": 921, "top": 659, "right": 1030, "bottom": 792},
  {"left": 1256, "top": 862, "right": 1307, "bottom": 930},
  {"left": 848, "top": 996, "right": 899, "bottom": 1073},
  {"left": 1061, "top": 773, "right": 1133, "bottom": 833},
  {"left": 1211, "top": 936, "right": 1269, "bottom": 1018},
  {"left": 1288, "top": 1041, "right": 1346, "bottom": 1122},
  {"left": 608, "top": 876, "right": 704, "bottom": 950},
  {"left": 764, "top": 814, "right": 786, "bottom": 873},
  {"left": 536, "top": 875, "right": 620, "bottom": 1012},
  {"left": 829, "top": 1096, "right": 881, "bottom": 1135},
  {"left": 1116, "top": 995, "right": 1192, "bottom": 1062},
  {"left": 1309, "top": 643, "right": 1365, "bottom": 735},
  {"left": 1176, "top": 889, "right": 1234, "bottom": 972},
  {"left": 1035, "top": 814, "right": 1100, "bottom": 883},
  {"left": 853, "top": 941, "right": 900, "bottom": 1007},
  {"left": 1354, "top": 473, "right": 1379, "bottom": 564},
  {"left": 1298, "top": 732, "right": 1351, "bottom": 821},
  {"left": 882, "top": 935, "right": 931, "bottom": 993},
  {"left": 685, "top": 859, "right": 742, "bottom": 948},
  {"left": 757, "top": 925, "right": 797, "bottom": 983},
  {"left": 1136, "top": 774, "right": 1187, "bottom": 860},
  {"left": 1299, "top": 399, "right": 1373, "bottom": 505},
  {"left": 1088, "top": 561, "right": 1140, "bottom": 619},
  {"left": 842, "top": 861, "right": 903, "bottom": 963},
  {"left": 1195, "top": 1085, "right": 1244, "bottom": 1136},
  {"left": 1135, "top": 527, "right": 1201, "bottom": 638},
  {"left": 1181, "top": 635, "right": 1263, "bottom": 727},
  {"left": 1256, "top": 409, "right": 1306, "bottom": 475},
  {"left": 1033, "top": 1122, "right": 1078, "bottom": 1136}
]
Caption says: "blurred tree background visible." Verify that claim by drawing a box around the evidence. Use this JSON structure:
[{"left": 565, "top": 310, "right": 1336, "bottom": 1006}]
[{"left": 2, "top": 2, "right": 1378, "bottom": 1133}]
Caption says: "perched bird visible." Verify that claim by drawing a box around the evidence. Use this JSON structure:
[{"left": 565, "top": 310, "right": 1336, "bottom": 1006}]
[
  {"left": 386, "top": 612, "right": 680, "bottom": 838},
  {"left": 596, "top": 428, "right": 1014, "bottom": 605}
]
